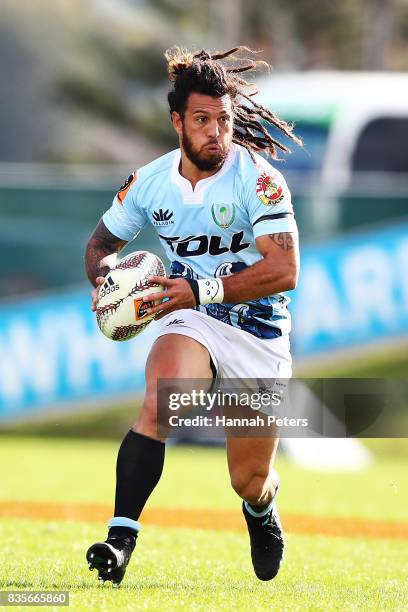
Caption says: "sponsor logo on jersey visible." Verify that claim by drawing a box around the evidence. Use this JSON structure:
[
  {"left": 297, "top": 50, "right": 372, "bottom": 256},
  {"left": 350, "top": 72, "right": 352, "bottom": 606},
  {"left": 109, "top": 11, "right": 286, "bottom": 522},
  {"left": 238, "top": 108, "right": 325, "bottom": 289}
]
[
  {"left": 158, "top": 231, "right": 250, "bottom": 257},
  {"left": 152, "top": 209, "right": 174, "bottom": 226},
  {"left": 211, "top": 202, "right": 236, "bottom": 229},
  {"left": 256, "top": 172, "right": 285, "bottom": 206},
  {"left": 116, "top": 172, "right": 137, "bottom": 205},
  {"left": 133, "top": 298, "right": 153, "bottom": 320}
]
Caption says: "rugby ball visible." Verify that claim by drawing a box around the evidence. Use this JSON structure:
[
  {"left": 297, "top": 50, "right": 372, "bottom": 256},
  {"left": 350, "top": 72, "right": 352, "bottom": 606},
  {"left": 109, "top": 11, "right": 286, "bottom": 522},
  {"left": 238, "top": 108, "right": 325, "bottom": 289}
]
[{"left": 96, "top": 251, "right": 166, "bottom": 341}]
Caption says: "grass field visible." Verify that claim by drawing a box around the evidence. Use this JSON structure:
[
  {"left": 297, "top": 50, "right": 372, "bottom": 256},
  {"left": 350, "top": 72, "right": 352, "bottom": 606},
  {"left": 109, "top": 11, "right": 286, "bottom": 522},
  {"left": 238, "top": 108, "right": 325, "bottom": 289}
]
[{"left": 1, "top": 437, "right": 407, "bottom": 611}]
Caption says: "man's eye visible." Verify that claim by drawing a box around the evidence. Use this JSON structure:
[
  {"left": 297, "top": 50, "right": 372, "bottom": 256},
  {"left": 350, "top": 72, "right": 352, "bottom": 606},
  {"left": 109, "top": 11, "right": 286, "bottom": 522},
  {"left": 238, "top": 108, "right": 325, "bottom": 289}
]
[{"left": 196, "top": 116, "right": 207, "bottom": 123}]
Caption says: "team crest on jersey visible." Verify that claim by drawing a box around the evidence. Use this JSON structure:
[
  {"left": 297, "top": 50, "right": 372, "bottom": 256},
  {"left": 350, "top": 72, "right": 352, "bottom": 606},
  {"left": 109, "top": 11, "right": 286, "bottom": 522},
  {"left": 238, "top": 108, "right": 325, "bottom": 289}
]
[
  {"left": 256, "top": 173, "right": 285, "bottom": 206},
  {"left": 211, "top": 202, "right": 236, "bottom": 229},
  {"left": 116, "top": 172, "right": 137, "bottom": 205}
]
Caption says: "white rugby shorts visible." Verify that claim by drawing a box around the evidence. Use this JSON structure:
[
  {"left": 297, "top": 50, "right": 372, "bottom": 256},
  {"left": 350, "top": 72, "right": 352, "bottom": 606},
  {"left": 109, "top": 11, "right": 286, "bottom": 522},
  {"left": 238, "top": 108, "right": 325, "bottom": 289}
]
[{"left": 157, "top": 309, "right": 292, "bottom": 381}]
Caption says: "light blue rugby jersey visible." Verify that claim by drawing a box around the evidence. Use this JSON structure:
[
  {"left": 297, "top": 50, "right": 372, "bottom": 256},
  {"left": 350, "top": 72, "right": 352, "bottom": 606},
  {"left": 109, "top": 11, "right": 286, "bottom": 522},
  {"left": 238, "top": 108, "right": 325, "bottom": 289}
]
[{"left": 103, "top": 143, "right": 297, "bottom": 339}]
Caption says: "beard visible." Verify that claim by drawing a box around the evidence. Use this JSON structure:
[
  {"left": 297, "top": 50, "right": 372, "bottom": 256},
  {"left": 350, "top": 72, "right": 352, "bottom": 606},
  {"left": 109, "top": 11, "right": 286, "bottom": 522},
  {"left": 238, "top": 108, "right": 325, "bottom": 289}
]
[{"left": 181, "top": 126, "right": 229, "bottom": 171}]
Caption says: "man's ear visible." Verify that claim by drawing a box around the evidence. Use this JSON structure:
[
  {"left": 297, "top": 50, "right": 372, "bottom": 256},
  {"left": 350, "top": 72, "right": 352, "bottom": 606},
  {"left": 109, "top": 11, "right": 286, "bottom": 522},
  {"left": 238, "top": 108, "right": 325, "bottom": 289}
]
[{"left": 171, "top": 111, "right": 183, "bottom": 136}]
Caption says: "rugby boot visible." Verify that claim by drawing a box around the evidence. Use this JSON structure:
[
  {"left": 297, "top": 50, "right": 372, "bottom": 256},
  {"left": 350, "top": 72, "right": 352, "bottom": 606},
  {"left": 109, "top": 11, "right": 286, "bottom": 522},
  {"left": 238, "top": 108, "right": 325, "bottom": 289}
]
[
  {"left": 87, "top": 534, "right": 136, "bottom": 587},
  {"left": 242, "top": 500, "right": 284, "bottom": 580}
]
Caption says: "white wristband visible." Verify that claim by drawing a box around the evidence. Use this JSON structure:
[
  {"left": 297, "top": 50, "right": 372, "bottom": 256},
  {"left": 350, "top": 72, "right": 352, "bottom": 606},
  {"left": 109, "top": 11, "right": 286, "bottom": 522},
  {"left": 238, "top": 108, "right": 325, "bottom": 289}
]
[{"left": 197, "top": 278, "right": 224, "bottom": 305}]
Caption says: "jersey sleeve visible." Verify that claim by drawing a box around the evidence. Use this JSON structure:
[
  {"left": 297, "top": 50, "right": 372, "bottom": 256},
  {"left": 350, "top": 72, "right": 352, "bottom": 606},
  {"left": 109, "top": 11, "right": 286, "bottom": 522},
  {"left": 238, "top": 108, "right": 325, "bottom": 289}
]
[
  {"left": 245, "top": 166, "right": 297, "bottom": 239},
  {"left": 102, "top": 172, "right": 147, "bottom": 241}
]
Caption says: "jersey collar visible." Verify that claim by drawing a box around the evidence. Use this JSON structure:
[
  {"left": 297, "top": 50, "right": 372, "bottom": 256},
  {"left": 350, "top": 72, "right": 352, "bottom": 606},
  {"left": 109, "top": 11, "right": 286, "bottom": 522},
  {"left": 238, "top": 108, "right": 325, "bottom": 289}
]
[{"left": 170, "top": 143, "right": 237, "bottom": 204}]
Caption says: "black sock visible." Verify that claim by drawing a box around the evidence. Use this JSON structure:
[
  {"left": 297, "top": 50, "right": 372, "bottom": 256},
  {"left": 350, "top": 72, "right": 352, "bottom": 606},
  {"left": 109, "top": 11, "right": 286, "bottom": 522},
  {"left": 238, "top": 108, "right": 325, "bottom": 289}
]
[{"left": 107, "top": 430, "right": 165, "bottom": 539}]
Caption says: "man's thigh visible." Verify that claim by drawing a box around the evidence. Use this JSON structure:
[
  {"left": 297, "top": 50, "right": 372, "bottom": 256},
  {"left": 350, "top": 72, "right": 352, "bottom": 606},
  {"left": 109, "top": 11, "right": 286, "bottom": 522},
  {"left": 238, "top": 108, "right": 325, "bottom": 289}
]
[
  {"left": 135, "top": 334, "right": 214, "bottom": 438},
  {"left": 146, "top": 333, "right": 214, "bottom": 383}
]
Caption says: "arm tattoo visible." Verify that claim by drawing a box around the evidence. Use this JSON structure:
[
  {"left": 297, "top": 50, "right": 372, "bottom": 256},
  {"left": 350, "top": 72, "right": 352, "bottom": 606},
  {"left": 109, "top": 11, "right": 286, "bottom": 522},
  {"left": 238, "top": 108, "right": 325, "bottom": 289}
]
[
  {"left": 268, "top": 232, "right": 294, "bottom": 252},
  {"left": 85, "top": 219, "right": 127, "bottom": 286}
]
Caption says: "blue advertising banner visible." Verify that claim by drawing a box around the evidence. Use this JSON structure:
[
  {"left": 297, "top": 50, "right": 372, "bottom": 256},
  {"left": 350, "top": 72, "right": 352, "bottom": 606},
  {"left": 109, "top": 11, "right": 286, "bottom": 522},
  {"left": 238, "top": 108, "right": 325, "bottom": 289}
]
[
  {"left": 290, "top": 222, "right": 408, "bottom": 356},
  {"left": 1, "top": 221, "right": 407, "bottom": 419},
  {"left": 0, "top": 292, "right": 158, "bottom": 420}
]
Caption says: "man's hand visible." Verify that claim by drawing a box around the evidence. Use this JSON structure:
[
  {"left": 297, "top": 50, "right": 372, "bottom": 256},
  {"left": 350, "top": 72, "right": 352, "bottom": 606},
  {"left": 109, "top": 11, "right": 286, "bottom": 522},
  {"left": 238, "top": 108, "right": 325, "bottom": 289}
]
[
  {"left": 143, "top": 276, "right": 197, "bottom": 320},
  {"left": 91, "top": 276, "right": 105, "bottom": 312}
]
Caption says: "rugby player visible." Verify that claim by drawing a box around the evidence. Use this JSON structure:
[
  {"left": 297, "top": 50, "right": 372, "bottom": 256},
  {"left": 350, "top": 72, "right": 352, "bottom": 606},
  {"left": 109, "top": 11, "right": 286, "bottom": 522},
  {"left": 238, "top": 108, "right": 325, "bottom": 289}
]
[{"left": 85, "top": 46, "right": 301, "bottom": 586}]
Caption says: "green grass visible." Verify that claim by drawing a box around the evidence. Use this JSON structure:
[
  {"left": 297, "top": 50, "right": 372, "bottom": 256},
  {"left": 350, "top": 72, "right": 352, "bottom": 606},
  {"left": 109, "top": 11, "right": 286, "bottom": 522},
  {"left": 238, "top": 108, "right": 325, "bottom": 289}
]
[
  {"left": 0, "top": 520, "right": 407, "bottom": 611},
  {"left": 1, "top": 437, "right": 408, "bottom": 610},
  {"left": 1, "top": 437, "right": 408, "bottom": 521},
  {"left": 2, "top": 349, "right": 408, "bottom": 608},
  {"left": 297, "top": 346, "right": 408, "bottom": 378}
]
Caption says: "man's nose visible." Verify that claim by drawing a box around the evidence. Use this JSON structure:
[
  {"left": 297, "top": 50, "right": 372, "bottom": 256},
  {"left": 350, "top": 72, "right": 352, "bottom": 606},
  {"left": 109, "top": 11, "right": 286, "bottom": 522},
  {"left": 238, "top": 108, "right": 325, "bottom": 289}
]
[{"left": 207, "top": 120, "right": 220, "bottom": 138}]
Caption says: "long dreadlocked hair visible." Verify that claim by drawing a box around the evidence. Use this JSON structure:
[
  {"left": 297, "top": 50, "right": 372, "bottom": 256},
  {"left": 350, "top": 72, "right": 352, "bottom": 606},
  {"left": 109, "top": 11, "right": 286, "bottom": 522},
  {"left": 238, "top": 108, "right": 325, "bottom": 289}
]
[{"left": 165, "top": 46, "right": 302, "bottom": 161}]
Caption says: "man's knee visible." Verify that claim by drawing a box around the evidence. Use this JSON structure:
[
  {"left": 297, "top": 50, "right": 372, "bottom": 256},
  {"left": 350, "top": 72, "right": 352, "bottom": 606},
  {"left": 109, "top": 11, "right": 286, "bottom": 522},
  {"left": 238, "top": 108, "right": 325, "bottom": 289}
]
[{"left": 134, "top": 390, "right": 160, "bottom": 439}]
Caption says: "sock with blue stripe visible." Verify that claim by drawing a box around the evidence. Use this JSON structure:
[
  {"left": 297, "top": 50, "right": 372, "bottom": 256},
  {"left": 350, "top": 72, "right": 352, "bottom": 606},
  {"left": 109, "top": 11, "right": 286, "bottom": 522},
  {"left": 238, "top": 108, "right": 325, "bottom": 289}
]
[{"left": 244, "top": 499, "right": 274, "bottom": 518}]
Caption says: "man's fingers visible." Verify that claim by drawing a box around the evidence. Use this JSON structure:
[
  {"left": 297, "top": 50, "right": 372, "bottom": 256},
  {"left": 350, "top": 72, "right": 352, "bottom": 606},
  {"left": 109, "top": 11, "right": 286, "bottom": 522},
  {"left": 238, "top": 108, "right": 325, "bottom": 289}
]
[
  {"left": 148, "top": 275, "right": 171, "bottom": 287},
  {"left": 143, "top": 290, "right": 168, "bottom": 303},
  {"left": 147, "top": 299, "right": 174, "bottom": 316},
  {"left": 91, "top": 278, "right": 105, "bottom": 312}
]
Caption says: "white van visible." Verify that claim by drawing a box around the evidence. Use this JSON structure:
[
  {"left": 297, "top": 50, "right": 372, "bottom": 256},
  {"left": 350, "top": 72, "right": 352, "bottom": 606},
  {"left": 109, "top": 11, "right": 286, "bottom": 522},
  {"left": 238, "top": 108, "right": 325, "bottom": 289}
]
[{"left": 257, "top": 72, "right": 408, "bottom": 238}]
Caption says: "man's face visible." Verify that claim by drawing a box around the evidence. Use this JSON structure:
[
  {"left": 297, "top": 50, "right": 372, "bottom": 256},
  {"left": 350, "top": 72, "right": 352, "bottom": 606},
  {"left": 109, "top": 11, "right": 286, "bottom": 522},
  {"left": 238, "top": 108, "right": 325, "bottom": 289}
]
[{"left": 172, "top": 92, "right": 233, "bottom": 171}]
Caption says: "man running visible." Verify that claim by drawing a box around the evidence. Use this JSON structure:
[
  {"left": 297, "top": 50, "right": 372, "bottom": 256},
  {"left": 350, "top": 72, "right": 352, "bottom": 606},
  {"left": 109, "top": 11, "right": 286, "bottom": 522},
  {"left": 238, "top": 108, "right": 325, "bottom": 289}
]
[{"left": 85, "top": 46, "right": 301, "bottom": 586}]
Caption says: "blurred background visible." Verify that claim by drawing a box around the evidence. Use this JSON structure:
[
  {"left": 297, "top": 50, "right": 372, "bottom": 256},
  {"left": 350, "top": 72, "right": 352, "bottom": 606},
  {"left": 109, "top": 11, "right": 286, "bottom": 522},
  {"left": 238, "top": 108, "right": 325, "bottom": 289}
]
[{"left": 1, "top": 0, "right": 408, "bottom": 458}]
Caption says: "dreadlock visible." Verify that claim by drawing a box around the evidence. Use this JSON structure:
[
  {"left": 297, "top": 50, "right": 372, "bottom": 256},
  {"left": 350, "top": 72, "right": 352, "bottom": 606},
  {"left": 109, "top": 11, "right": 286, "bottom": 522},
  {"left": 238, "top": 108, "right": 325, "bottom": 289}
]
[{"left": 165, "top": 46, "right": 302, "bottom": 161}]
